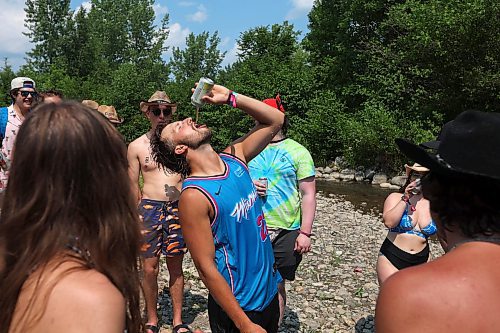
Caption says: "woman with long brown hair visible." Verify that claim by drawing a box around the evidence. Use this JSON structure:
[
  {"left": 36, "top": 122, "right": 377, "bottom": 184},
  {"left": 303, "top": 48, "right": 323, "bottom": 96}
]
[{"left": 0, "top": 102, "right": 143, "bottom": 332}]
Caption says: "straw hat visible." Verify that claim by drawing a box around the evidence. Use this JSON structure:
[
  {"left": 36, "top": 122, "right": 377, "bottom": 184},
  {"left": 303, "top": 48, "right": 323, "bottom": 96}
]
[
  {"left": 140, "top": 91, "right": 177, "bottom": 113},
  {"left": 97, "top": 105, "right": 124, "bottom": 124},
  {"left": 81, "top": 100, "right": 99, "bottom": 110}
]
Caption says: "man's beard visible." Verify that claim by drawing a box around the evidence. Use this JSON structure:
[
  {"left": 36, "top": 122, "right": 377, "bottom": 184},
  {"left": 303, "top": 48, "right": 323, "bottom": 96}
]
[{"left": 180, "top": 128, "right": 212, "bottom": 150}]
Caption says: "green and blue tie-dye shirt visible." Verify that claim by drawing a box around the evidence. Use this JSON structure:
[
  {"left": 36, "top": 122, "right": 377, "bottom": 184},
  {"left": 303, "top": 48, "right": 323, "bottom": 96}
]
[{"left": 248, "top": 138, "right": 315, "bottom": 230}]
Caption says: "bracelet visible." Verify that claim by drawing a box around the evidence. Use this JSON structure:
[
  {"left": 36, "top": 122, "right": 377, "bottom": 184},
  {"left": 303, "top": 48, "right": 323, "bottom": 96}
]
[
  {"left": 226, "top": 90, "right": 238, "bottom": 108},
  {"left": 298, "top": 230, "right": 312, "bottom": 238},
  {"left": 401, "top": 195, "right": 409, "bottom": 203}
]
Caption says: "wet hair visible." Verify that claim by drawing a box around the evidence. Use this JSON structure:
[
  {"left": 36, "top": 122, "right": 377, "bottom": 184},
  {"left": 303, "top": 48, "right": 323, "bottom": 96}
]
[
  {"left": 150, "top": 123, "right": 191, "bottom": 178},
  {"left": 0, "top": 102, "right": 143, "bottom": 332},
  {"left": 423, "top": 172, "right": 500, "bottom": 238}
]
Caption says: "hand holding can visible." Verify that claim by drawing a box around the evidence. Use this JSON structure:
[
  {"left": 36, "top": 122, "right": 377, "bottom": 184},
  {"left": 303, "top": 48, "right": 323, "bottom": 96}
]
[
  {"left": 254, "top": 177, "right": 268, "bottom": 197},
  {"left": 191, "top": 77, "right": 214, "bottom": 107}
]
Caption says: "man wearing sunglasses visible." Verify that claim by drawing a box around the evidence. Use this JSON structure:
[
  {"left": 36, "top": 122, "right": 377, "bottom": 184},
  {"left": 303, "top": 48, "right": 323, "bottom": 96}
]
[
  {"left": 0, "top": 77, "right": 37, "bottom": 193},
  {"left": 127, "top": 91, "right": 190, "bottom": 333}
]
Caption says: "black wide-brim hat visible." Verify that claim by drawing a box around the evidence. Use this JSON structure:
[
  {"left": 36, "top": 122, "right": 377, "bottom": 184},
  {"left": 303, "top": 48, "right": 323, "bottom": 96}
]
[{"left": 396, "top": 110, "right": 500, "bottom": 181}]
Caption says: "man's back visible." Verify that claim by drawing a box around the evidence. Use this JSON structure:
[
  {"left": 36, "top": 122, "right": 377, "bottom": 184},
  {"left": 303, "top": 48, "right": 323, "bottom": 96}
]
[
  {"left": 128, "top": 133, "right": 182, "bottom": 201},
  {"left": 376, "top": 243, "right": 500, "bottom": 332}
]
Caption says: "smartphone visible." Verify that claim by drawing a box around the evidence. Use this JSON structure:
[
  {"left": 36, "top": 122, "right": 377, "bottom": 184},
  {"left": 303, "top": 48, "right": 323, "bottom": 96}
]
[{"left": 411, "top": 178, "right": 422, "bottom": 195}]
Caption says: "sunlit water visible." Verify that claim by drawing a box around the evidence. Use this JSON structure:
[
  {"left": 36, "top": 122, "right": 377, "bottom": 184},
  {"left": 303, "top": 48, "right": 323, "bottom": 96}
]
[{"left": 317, "top": 179, "right": 391, "bottom": 215}]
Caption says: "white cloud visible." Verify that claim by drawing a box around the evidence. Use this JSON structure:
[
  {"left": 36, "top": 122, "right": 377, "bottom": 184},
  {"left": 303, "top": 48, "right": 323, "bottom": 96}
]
[
  {"left": 187, "top": 4, "right": 207, "bottom": 23},
  {"left": 0, "top": 1, "right": 31, "bottom": 59},
  {"left": 221, "top": 42, "right": 240, "bottom": 67},
  {"left": 220, "top": 37, "right": 231, "bottom": 48},
  {"left": 286, "top": 0, "right": 314, "bottom": 20},
  {"left": 80, "top": 1, "right": 91, "bottom": 12},
  {"left": 163, "top": 22, "right": 191, "bottom": 59},
  {"left": 153, "top": 3, "right": 168, "bottom": 17}
]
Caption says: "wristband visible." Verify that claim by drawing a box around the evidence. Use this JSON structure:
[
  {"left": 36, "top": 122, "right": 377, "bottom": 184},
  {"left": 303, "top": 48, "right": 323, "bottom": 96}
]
[
  {"left": 298, "top": 230, "right": 312, "bottom": 238},
  {"left": 226, "top": 90, "right": 238, "bottom": 108},
  {"left": 401, "top": 195, "right": 409, "bottom": 203}
]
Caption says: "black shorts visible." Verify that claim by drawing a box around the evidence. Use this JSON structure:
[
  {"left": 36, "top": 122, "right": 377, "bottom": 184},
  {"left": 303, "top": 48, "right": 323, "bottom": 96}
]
[
  {"left": 207, "top": 293, "right": 279, "bottom": 333},
  {"left": 271, "top": 229, "right": 303, "bottom": 281},
  {"left": 379, "top": 238, "right": 429, "bottom": 270}
]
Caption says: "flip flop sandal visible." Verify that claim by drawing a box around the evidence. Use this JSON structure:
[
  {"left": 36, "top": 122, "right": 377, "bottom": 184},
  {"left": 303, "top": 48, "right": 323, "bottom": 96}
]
[
  {"left": 145, "top": 323, "right": 160, "bottom": 333},
  {"left": 172, "top": 323, "right": 193, "bottom": 333}
]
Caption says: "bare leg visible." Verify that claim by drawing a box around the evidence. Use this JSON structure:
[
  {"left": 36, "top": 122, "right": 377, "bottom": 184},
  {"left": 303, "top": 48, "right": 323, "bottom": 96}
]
[
  {"left": 376, "top": 255, "right": 399, "bottom": 285},
  {"left": 143, "top": 256, "right": 160, "bottom": 331},
  {"left": 278, "top": 281, "right": 286, "bottom": 326},
  {"left": 166, "top": 255, "right": 186, "bottom": 331}
]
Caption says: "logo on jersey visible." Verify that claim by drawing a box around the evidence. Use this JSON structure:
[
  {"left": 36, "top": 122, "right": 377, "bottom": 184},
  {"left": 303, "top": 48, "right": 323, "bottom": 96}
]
[
  {"left": 234, "top": 166, "right": 245, "bottom": 178},
  {"left": 230, "top": 190, "right": 258, "bottom": 222},
  {"left": 256, "top": 213, "right": 268, "bottom": 241}
]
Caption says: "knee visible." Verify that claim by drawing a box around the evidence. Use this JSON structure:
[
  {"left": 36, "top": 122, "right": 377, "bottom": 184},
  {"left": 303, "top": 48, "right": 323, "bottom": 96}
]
[{"left": 143, "top": 261, "right": 159, "bottom": 277}]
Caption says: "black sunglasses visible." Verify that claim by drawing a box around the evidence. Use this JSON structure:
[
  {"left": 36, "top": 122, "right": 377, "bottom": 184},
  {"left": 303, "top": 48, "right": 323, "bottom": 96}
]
[
  {"left": 150, "top": 107, "right": 172, "bottom": 117},
  {"left": 19, "top": 91, "right": 38, "bottom": 98}
]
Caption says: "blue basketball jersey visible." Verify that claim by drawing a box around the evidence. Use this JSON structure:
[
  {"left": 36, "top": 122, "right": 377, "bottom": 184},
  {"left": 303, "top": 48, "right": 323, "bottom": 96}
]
[{"left": 182, "top": 153, "right": 280, "bottom": 311}]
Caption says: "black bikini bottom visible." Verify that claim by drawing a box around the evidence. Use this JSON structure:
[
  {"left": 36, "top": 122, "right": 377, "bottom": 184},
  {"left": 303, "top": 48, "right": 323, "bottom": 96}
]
[{"left": 380, "top": 238, "right": 429, "bottom": 270}]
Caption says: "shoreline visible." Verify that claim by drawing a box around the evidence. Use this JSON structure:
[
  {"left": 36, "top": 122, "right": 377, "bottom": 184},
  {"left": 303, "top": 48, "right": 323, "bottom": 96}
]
[{"left": 155, "top": 193, "right": 444, "bottom": 332}]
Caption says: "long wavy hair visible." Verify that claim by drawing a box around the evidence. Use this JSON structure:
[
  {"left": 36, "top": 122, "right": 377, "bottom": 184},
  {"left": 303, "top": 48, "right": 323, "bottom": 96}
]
[
  {"left": 150, "top": 123, "right": 191, "bottom": 178},
  {"left": 0, "top": 102, "right": 143, "bottom": 332}
]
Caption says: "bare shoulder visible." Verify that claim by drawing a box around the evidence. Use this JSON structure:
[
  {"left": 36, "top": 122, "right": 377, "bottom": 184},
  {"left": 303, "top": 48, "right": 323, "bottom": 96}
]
[
  {"left": 41, "top": 267, "right": 125, "bottom": 332},
  {"left": 383, "top": 192, "right": 403, "bottom": 209},
  {"left": 127, "top": 134, "right": 147, "bottom": 152},
  {"left": 180, "top": 187, "right": 210, "bottom": 207}
]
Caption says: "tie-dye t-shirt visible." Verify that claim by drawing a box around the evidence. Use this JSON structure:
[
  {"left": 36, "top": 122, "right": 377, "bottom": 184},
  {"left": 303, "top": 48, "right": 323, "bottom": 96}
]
[{"left": 248, "top": 138, "right": 315, "bottom": 230}]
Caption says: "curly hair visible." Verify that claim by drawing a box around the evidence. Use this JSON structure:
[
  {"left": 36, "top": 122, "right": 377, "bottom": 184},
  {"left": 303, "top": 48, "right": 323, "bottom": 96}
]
[
  {"left": 423, "top": 172, "right": 500, "bottom": 238},
  {"left": 150, "top": 123, "right": 191, "bottom": 178}
]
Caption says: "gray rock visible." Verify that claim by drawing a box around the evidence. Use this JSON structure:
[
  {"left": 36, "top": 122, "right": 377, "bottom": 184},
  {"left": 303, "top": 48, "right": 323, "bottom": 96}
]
[{"left": 371, "top": 173, "right": 388, "bottom": 185}]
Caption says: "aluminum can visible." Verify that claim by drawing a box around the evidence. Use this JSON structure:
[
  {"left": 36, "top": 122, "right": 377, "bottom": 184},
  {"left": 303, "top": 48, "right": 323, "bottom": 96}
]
[
  {"left": 191, "top": 77, "right": 214, "bottom": 107},
  {"left": 258, "top": 177, "right": 268, "bottom": 196}
]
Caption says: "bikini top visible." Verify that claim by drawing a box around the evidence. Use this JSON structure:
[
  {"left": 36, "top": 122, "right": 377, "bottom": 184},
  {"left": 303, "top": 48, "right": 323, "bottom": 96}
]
[{"left": 388, "top": 204, "right": 437, "bottom": 239}]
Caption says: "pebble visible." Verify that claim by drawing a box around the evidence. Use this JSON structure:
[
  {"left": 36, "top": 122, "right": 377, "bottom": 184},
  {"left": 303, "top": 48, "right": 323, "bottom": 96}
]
[{"left": 153, "top": 192, "right": 444, "bottom": 332}]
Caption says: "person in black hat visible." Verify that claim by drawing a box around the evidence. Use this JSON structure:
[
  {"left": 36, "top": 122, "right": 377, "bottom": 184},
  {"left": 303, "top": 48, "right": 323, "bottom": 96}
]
[{"left": 376, "top": 110, "right": 500, "bottom": 333}]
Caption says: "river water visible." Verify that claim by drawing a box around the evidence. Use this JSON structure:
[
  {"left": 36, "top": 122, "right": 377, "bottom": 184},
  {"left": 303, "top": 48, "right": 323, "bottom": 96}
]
[{"left": 317, "top": 179, "right": 391, "bottom": 215}]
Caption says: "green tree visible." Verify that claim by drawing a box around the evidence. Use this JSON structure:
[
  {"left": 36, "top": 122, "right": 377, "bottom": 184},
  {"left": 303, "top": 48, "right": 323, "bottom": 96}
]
[
  {"left": 169, "top": 31, "right": 226, "bottom": 82},
  {"left": 0, "top": 60, "right": 16, "bottom": 106},
  {"left": 24, "top": 0, "right": 73, "bottom": 72}
]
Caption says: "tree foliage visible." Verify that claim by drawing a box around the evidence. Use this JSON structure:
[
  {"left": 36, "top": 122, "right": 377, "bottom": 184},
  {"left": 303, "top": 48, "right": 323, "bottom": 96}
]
[{"left": 0, "top": 0, "right": 497, "bottom": 171}]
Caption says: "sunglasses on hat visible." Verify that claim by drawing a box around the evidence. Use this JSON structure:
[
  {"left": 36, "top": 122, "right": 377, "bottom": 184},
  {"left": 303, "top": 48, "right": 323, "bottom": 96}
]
[
  {"left": 19, "top": 91, "right": 38, "bottom": 98},
  {"left": 150, "top": 107, "right": 172, "bottom": 117}
]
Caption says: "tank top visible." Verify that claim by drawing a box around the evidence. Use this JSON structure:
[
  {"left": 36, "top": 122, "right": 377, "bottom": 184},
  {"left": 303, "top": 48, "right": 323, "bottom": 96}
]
[{"left": 182, "top": 153, "right": 280, "bottom": 311}]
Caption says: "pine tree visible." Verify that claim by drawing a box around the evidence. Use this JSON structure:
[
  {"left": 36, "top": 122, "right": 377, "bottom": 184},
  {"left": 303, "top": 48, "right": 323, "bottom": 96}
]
[{"left": 24, "top": 0, "right": 73, "bottom": 72}]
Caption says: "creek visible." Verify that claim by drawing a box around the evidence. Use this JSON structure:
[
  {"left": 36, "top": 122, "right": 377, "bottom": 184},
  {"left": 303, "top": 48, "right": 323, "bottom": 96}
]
[{"left": 317, "top": 179, "right": 391, "bottom": 215}]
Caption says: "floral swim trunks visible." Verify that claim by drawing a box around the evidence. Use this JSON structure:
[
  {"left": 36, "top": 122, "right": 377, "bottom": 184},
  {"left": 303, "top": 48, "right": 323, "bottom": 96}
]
[{"left": 139, "top": 199, "right": 187, "bottom": 258}]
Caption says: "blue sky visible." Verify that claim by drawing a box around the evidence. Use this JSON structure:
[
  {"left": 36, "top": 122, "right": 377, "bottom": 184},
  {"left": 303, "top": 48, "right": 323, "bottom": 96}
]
[{"left": 0, "top": 0, "right": 314, "bottom": 71}]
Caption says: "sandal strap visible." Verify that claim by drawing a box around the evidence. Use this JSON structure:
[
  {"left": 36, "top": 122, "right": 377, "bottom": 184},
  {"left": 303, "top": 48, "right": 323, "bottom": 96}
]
[
  {"left": 172, "top": 323, "right": 192, "bottom": 333},
  {"left": 145, "top": 323, "right": 160, "bottom": 333}
]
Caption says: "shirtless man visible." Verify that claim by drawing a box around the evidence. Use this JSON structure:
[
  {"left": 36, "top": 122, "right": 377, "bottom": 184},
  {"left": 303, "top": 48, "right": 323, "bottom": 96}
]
[{"left": 127, "top": 91, "right": 189, "bottom": 333}]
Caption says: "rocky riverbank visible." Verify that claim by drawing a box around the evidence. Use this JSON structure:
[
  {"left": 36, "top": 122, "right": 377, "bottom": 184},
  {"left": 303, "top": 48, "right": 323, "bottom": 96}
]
[{"left": 154, "top": 191, "right": 444, "bottom": 332}]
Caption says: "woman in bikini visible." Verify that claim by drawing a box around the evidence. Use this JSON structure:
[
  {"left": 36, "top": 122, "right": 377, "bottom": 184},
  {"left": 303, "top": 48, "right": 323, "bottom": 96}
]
[
  {"left": 0, "top": 102, "right": 143, "bottom": 333},
  {"left": 376, "top": 163, "right": 437, "bottom": 285},
  {"left": 376, "top": 111, "right": 500, "bottom": 332}
]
